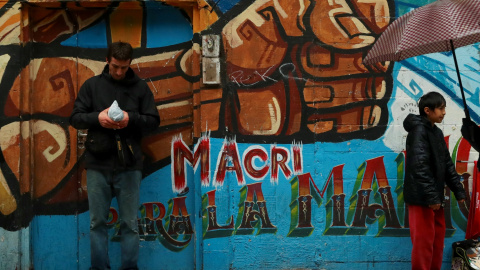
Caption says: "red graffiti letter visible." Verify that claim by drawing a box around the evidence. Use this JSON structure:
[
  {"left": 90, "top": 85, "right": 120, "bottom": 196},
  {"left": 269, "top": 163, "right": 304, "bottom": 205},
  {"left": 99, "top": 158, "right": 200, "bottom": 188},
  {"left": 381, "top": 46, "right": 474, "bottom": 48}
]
[
  {"left": 214, "top": 138, "right": 244, "bottom": 186},
  {"left": 172, "top": 135, "right": 210, "bottom": 193},
  {"left": 292, "top": 142, "right": 303, "bottom": 174},
  {"left": 271, "top": 145, "right": 292, "bottom": 183},
  {"left": 243, "top": 146, "right": 269, "bottom": 180}
]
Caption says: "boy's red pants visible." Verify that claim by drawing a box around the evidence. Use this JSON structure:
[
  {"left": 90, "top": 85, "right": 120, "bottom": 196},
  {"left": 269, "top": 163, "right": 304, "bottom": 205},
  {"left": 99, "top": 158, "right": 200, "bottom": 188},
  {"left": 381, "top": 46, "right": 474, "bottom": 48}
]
[{"left": 408, "top": 204, "right": 446, "bottom": 270}]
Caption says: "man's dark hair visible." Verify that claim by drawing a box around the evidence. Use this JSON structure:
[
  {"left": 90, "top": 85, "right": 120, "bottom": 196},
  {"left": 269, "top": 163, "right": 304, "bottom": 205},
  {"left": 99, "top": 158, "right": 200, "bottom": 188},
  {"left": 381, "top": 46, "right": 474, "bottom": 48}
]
[
  {"left": 418, "top": 91, "right": 446, "bottom": 116},
  {"left": 107, "top": 41, "right": 133, "bottom": 62}
]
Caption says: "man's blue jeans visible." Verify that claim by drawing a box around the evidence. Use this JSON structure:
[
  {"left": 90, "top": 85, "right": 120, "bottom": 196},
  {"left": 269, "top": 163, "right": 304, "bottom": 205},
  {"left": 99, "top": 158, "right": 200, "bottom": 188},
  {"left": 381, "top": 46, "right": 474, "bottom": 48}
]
[{"left": 87, "top": 169, "right": 141, "bottom": 270}]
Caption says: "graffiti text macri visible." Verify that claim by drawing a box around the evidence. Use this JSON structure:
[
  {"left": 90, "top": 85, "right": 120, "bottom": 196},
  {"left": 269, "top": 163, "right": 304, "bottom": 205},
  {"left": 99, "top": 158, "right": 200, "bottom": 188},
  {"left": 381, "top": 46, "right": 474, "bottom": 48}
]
[{"left": 106, "top": 135, "right": 473, "bottom": 250}]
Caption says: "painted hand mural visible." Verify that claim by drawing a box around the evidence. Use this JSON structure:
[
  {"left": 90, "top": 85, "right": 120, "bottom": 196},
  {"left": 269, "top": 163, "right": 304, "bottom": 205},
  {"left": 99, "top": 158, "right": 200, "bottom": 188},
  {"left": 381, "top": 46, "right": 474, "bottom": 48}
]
[{"left": 204, "top": 0, "right": 394, "bottom": 141}]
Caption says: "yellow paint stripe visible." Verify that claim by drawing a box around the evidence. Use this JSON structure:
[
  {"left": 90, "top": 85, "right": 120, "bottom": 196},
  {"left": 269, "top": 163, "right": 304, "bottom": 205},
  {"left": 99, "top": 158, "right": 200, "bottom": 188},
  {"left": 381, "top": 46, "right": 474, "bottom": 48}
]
[
  {"left": 157, "top": 100, "right": 190, "bottom": 110},
  {"left": 0, "top": 169, "right": 17, "bottom": 215},
  {"left": 110, "top": 2, "right": 143, "bottom": 48}
]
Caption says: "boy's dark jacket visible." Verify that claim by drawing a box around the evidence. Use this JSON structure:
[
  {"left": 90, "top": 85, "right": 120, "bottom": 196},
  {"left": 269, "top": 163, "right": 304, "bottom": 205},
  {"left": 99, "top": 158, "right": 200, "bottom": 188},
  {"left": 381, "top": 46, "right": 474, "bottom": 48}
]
[
  {"left": 69, "top": 64, "right": 160, "bottom": 171},
  {"left": 403, "top": 114, "right": 466, "bottom": 206}
]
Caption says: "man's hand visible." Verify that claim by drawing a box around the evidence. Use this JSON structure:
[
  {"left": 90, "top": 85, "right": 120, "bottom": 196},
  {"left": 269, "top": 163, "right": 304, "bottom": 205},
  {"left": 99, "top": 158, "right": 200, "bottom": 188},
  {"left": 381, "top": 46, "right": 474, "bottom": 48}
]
[
  {"left": 99, "top": 108, "right": 130, "bottom": 129},
  {"left": 429, "top": 204, "right": 441, "bottom": 210},
  {"left": 117, "top": 111, "right": 129, "bottom": 129},
  {"left": 99, "top": 108, "right": 120, "bottom": 129}
]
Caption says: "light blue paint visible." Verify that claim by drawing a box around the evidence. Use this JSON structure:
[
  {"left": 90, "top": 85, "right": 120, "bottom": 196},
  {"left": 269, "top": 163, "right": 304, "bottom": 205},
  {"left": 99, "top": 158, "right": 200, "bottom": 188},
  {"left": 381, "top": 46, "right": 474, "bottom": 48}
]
[
  {"left": 0, "top": 227, "right": 30, "bottom": 269},
  {"left": 62, "top": 20, "right": 108, "bottom": 48},
  {"left": 145, "top": 3, "right": 193, "bottom": 48},
  {"left": 198, "top": 138, "right": 465, "bottom": 270},
  {"left": 216, "top": 0, "right": 240, "bottom": 13},
  {"left": 396, "top": 0, "right": 437, "bottom": 17},
  {"left": 32, "top": 215, "right": 80, "bottom": 269},
  {"left": 392, "top": 43, "right": 480, "bottom": 124},
  {"left": 62, "top": 3, "right": 193, "bottom": 49}
]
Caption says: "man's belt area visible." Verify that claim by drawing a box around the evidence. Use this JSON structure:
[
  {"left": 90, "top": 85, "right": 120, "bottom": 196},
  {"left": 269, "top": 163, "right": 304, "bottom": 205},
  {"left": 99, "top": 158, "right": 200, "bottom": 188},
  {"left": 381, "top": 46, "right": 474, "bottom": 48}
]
[{"left": 115, "top": 133, "right": 136, "bottom": 167}]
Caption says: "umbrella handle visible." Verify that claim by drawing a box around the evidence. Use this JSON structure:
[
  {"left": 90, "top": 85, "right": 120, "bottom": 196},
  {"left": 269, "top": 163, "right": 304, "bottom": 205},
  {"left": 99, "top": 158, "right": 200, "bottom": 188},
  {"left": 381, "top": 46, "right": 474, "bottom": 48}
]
[{"left": 450, "top": 40, "right": 470, "bottom": 120}]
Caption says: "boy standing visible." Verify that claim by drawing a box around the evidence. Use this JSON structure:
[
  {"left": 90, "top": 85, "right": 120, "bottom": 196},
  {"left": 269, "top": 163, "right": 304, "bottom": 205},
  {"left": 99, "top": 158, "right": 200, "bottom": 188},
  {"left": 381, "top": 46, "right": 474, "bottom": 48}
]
[{"left": 403, "top": 91, "right": 466, "bottom": 270}]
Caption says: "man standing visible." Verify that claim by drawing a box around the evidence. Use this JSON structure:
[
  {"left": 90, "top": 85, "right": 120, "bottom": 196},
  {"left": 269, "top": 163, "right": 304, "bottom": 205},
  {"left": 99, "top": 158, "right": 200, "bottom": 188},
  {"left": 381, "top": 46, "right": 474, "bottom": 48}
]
[{"left": 70, "top": 41, "right": 160, "bottom": 270}]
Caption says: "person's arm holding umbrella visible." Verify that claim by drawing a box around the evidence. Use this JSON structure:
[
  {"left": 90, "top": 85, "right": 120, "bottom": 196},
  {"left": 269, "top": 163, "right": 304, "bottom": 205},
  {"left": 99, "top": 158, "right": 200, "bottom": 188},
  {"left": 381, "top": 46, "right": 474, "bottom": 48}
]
[
  {"left": 461, "top": 118, "right": 480, "bottom": 150},
  {"left": 461, "top": 118, "right": 480, "bottom": 171}
]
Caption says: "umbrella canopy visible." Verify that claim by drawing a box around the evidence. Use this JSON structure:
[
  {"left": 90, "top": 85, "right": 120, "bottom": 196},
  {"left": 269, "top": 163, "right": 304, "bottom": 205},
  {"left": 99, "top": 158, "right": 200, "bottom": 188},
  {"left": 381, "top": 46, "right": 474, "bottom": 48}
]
[
  {"left": 363, "top": 0, "right": 480, "bottom": 119},
  {"left": 363, "top": 0, "right": 480, "bottom": 65}
]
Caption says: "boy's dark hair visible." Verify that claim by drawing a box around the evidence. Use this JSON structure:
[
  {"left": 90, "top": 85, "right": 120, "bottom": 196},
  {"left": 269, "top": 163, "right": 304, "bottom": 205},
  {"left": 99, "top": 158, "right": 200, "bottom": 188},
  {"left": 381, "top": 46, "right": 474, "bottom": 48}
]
[
  {"left": 418, "top": 91, "right": 446, "bottom": 116},
  {"left": 107, "top": 41, "right": 133, "bottom": 62}
]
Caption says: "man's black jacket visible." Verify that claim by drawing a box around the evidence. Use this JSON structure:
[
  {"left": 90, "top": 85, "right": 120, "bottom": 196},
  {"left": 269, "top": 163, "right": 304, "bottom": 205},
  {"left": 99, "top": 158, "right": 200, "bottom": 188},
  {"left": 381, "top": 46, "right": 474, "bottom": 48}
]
[
  {"left": 69, "top": 64, "right": 160, "bottom": 171},
  {"left": 403, "top": 114, "right": 466, "bottom": 206}
]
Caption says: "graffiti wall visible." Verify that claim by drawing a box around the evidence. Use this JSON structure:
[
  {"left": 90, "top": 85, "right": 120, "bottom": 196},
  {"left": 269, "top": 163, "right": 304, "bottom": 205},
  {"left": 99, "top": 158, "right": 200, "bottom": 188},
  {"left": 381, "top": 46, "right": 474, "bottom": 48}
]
[{"left": 0, "top": 0, "right": 479, "bottom": 269}]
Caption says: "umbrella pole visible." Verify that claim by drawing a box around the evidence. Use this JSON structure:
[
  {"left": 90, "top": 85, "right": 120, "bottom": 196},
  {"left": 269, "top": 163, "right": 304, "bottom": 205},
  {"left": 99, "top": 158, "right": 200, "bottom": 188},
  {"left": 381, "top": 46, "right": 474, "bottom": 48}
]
[{"left": 450, "top": 40, "right": 470, "bottom": 120}]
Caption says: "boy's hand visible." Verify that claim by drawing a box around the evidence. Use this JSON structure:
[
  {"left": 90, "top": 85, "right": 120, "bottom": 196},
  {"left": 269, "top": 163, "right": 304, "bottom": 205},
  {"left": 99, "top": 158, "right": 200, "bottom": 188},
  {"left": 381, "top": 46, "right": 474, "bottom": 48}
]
[
  {"left": 458, "top": 199, "right": 465, "bottom": 204},
  {"left": 429, "top": 204, "right": 441, "bottom": 210}
]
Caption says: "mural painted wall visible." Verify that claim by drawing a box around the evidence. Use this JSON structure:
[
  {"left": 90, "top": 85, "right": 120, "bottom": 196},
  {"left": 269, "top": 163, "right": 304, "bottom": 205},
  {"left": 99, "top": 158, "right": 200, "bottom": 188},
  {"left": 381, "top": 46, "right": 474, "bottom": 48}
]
[{"left": 0, "top": 0, "right": 478, "bottom": 269}]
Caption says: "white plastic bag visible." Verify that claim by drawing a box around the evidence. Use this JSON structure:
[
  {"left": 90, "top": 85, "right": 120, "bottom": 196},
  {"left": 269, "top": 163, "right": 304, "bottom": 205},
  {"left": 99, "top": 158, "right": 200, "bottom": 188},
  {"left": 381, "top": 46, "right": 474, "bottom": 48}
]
[{"left": 108, "top": 100, "right": 124, "bottom": 121}]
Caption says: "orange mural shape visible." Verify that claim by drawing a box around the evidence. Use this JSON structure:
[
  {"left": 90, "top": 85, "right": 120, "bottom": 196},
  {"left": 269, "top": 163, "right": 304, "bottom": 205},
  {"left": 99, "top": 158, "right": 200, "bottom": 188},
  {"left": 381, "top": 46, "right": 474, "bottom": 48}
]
[{"left": 217, "top": 0, "right": 393, "bottom": 138}]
